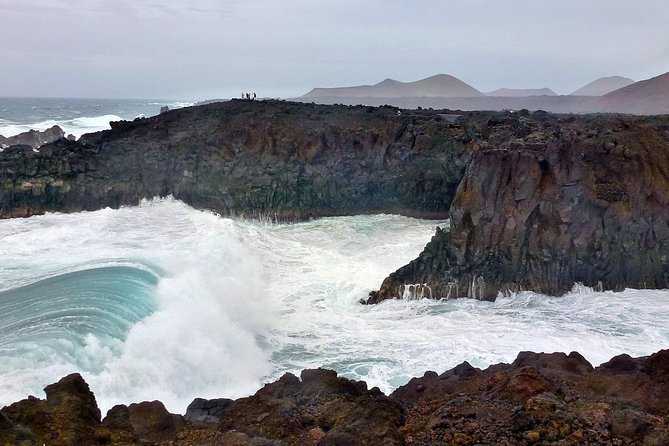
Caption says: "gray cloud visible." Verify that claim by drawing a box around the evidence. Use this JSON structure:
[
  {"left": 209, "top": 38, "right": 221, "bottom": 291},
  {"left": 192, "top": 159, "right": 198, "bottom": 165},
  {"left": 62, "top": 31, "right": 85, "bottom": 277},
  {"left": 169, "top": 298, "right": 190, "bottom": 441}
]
[{"left": 1, "top": 0, "right": 668, "bottom": 99}]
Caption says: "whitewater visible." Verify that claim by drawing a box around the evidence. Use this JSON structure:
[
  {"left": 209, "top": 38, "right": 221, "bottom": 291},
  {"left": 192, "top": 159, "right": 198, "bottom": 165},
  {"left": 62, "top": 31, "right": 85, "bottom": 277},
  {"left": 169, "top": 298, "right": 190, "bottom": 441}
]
[
  {"left": 0, "top": 98, "right": 193, "bottom": 139},
  {"left": 1, "top": 198, "right": 668, "bottom": 413}
]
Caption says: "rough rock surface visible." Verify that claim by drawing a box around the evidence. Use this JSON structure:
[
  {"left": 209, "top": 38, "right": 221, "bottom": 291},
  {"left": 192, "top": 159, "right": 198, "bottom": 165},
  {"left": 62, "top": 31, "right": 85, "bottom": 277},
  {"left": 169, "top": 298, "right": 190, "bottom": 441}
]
[
  {"left": 0, "top": 125, "right": 65, "bottom": 149},
  {"left": 2, "top": 351, "right": 669, "bottom": 445},
  {"left": 2, "top": 101, "right": 669, "bottom": 299},
  {"left": 0, "top": 373, "right": 102, "bottom": 446},
  {"left": 0, "top": 100, "right": 469, "bottom": 220},
  {"left": 370, "top": 112, "right": 669, "bottom": 302}
]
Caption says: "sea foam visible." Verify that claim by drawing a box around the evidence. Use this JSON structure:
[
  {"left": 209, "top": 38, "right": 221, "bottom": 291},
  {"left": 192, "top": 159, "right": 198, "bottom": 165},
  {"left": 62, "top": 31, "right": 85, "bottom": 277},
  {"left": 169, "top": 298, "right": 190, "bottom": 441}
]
[{"left": 1, "top": 197, "right": 668, "bottom": 413}]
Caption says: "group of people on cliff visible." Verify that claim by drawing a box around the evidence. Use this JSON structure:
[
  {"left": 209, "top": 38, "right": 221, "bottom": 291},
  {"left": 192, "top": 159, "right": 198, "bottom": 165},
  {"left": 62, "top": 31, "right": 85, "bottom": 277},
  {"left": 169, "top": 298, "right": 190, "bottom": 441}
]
[{"left": 241, "top": 92, "right": 257, "bottom": 100}]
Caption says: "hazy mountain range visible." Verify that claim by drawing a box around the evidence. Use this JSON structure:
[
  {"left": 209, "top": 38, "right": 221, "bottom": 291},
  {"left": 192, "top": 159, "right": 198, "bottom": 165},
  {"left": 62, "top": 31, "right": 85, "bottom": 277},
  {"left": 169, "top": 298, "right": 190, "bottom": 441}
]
[
  {"left": 297, "top": 71, "right": 669, "bottom": 115},
  {"left": 569, "top": 76, "right": 635, "bottom": 96},
  {"left": 304, "top": 74, "right": 485, "bottom": 99}
]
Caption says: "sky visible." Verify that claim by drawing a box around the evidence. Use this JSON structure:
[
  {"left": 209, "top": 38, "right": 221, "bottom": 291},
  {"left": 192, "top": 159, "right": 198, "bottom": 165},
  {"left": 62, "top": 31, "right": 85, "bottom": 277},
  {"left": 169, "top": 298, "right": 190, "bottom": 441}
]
[{"left": 1, "top": 0, "right": 668, "bottom": 100}]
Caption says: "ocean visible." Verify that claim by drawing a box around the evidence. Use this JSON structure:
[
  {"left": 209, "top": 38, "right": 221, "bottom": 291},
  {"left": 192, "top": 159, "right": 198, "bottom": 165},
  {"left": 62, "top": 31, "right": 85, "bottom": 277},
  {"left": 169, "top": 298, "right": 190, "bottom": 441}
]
[
  {"left": 1, "top": 198, "right": 669, "bottom": 414},
  {"left": 0, "top": 97, "right": 193, "bottom": 139},
  {"left": 1, "top": 100, "right": 668, "bottom": 415}
]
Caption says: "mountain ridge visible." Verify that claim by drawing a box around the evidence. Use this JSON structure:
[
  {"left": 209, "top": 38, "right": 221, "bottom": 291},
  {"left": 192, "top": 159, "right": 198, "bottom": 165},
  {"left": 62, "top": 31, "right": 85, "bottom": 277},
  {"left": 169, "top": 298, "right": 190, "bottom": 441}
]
[
  {"left": 486, "top": 87, "right": 557, "bottom": 97},
  {"left": 570, "top": 75, "right": 635, "bottom": 96},
  {"left": 302, "top": 74, "right": 485, "bottom": 99}
]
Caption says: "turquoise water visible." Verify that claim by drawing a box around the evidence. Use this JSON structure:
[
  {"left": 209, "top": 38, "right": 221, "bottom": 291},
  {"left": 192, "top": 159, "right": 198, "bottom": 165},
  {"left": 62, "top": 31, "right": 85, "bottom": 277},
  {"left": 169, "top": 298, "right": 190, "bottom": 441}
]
[{"left": 0, "top": 266, "right": 158, "bottom": 344}]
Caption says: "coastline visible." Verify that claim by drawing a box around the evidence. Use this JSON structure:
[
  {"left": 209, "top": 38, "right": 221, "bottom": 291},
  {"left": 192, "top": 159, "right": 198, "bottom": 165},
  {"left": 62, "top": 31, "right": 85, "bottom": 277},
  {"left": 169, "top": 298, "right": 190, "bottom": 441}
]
[{"left": 2, "top": 348, "right": 668, "bottom": 445}]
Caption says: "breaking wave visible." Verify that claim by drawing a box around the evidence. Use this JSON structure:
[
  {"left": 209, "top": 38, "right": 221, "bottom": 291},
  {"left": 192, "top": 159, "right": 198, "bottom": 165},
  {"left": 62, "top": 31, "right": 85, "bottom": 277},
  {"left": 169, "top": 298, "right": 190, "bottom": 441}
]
[{"left": 1, "top": 197, "right": 668, "bottom": 413}]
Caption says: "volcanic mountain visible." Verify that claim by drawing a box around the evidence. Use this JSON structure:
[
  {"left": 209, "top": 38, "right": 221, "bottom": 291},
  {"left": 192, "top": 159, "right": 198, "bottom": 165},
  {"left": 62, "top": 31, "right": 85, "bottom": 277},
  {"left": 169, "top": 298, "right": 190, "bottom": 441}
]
[
  {"left": 486, "top": 87, "right": 557, "bottom": 97},
  {"left": 592, "top": 71, "right": 669, "bottom": 114},
  {"left": 300, "top": 74, "right": 484, "bottom": 99},
  {"left": 571, "top": 76, "right": 635, "bottom": 96}
]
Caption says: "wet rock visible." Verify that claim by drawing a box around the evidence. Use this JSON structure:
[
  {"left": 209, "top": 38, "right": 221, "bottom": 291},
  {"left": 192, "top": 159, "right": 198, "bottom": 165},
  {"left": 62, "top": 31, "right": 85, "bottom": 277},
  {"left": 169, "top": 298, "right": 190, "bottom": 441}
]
[
  {"left": 0, "top": 373, "right": 101, "bottom": 446},
  {"left": 0, "top": 100, "right": 468, "bottom": 220},
  {"left": 185, "top": 397, "right": 234, "bottom": 423},
  {"left": 0, "top": 125, "right": 65, "bottom": 149},
  {"left": 372, "top": 113, "right": 669, "bottom": 302},
  {"left": 127, "top": 400, "right": 184, "bottom": 443}
]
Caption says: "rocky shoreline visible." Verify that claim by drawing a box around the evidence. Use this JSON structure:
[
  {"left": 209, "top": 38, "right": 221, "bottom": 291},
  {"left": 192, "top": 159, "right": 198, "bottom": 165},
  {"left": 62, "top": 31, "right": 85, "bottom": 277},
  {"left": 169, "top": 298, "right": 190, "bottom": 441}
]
[
  {"left": 1, "top": 100, "right": 668, "bottom": 300},
  {"left": 1, "top": 349, "right": 668, "bottom": 445}
]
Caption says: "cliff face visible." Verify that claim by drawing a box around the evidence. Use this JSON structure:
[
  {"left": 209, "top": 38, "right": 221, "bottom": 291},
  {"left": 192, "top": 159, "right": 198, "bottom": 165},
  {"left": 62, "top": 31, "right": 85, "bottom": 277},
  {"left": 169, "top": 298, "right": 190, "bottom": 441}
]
[
  {"left": 0, "top": 100, "right": 469, "bottom": 220},
  {"left": 2, "top": 100, "right": 669, "bottom": 300},
  {"left": 370, "top": 114, "right": 669, "bottom": 302}
]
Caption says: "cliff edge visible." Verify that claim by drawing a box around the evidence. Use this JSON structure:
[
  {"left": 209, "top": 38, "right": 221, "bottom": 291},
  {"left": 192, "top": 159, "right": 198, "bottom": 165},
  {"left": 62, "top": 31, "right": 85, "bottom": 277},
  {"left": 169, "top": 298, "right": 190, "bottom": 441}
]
[{"left": 370, "top": 113, "right": 669, "bottom": 302}]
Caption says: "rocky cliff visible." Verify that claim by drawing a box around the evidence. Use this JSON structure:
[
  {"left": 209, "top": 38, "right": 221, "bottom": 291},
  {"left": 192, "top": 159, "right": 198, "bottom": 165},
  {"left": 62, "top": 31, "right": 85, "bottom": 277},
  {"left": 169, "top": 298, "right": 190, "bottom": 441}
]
[
  {"left": 2, "top": 350, "right": 669, "bottom": 445},
  {"left": 2, "top": 101, "right": 669, "bottom": 300},
  {"left": 370, "top": 113, "right": 669, "bottom": 302},
  {"left": 0, "top": 100, "right": 469, "bottom": 220}
]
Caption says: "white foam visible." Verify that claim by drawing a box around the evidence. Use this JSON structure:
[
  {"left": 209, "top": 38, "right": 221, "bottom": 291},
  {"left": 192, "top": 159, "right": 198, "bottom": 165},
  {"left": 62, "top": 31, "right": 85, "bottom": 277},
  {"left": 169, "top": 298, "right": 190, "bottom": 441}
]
[
  {"left": 0, "top": 114, "right": 123, "bottom": 139},
  {"left": 1, "top": 197, "right": 668, "bottom": 413}
]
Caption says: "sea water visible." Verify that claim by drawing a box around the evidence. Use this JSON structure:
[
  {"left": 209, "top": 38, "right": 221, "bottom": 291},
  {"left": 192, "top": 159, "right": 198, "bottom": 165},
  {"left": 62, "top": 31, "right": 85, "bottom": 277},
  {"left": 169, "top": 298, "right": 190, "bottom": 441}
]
[
  {"left": 1, "top": 197, "right": 668, "bottom": 413},
  {"left": 0, "top": 97, "right": 193, "bottom": 139}
]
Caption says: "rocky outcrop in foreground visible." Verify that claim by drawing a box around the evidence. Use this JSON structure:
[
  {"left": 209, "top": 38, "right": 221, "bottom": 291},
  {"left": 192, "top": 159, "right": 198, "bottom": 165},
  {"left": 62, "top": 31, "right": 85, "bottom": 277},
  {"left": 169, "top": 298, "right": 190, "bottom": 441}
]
[{"left": 2, "top": 349, "right": 669, "bottom": 445}]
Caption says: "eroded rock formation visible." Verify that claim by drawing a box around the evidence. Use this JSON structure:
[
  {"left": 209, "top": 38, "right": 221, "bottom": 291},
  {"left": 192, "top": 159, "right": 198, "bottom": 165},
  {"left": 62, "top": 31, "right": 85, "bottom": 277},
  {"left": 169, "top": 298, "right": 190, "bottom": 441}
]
[
  {"left": 0, "top": 125, "right": 65, "bottom": 149},
  {"left": 0, "top": 100, "right": 468, "bottom": 219},
  {"left": 370, "top": 113, "right": 669, "bottom": 302},
  {"left": 2, "top": 350, "right": 669, "bottom": 445},
  {"left": 2, "top": 100, "right": 668, "bottom": 299}
]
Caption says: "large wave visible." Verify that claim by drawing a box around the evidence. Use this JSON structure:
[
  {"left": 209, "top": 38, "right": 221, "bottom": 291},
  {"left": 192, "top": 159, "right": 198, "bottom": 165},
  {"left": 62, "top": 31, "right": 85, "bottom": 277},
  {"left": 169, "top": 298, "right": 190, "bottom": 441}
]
[
  {"left": 0, "top": 99, "right": 193, "bottom": 139},
  {"left": 1, "top": 197, "right": 668, "bottom": 414}
]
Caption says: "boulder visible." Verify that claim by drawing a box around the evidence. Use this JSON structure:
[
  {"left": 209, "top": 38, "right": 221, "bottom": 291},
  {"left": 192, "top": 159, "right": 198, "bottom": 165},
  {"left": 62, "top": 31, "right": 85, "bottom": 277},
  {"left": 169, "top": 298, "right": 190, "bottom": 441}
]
[{"left": 0, "top": 124, "right": 65, "bottom": 149}]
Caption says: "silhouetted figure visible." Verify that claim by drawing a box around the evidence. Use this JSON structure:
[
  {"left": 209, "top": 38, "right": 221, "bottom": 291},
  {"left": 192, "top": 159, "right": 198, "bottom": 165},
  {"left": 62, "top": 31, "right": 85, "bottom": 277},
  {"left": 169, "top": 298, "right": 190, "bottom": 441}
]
[{"left": 253, "top": 92, "right": 257, "bottom": 100}]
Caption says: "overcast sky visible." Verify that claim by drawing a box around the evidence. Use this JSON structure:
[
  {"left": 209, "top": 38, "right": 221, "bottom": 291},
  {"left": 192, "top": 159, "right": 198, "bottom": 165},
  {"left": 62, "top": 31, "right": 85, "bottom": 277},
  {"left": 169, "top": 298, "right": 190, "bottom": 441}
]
[{"left": 1, "top": 0, "right": 668, "bottom": 99}]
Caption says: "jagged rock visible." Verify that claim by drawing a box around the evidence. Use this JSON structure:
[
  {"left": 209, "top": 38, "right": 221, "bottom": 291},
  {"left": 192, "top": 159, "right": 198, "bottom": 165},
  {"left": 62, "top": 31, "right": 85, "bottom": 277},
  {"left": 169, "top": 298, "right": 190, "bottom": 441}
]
[
  {"left": 127, "top": 400, "right": 184, "bottom": 442},
  {"left": 217, "top": 369, "right": 405, "bottom": 446},
  {"left": 2, "top": 351, "right": 669, "bottom": 445},
  {"left": 0, "top": 373, "right": 102, "bottom": 446},
  {"left": 185, "top": 397, "right": 233, "bottom": 423},
  {"left": 371, "top": 113, "right": 669, "bottom": 301},
  {"left": 0, "top": 124, "right": 65, "bottom": 149},
  {"left": 0, "top": 100, "right": 468, "bottom": 220},
  {"left": 392, "top": 349, "right": 669, "bottom": 445}
]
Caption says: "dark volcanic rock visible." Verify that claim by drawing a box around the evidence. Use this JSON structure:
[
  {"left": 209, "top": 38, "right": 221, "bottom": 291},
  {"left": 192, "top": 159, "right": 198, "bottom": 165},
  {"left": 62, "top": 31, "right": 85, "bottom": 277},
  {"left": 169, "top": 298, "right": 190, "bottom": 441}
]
[
  {"left": 185, "top": 397, "right": 233, "bottom": 423},
  {"left": 371, "top": 113, "right": 669, "bottom": 301},
  {"left": 127, "top": 400, "right": 184, "bottom": 442},
  {"left": 392, "top": 350, "right": 669, "bottom": 446},
  {"left": 3, "top": 101, "right": 669, "bottom": 299},
  {"left": 0, "top": 124, "right": 65, "bottom": 149},
  {"left": 0, "top": 100, "right": 469, "bottom": 220},
  {"left": 0, "top": 373, "right": 102, "bottom": 446},
  {"left": 2, "top": 351, "right": 669, "bottom": 445},
  {"left": 216, "top": 369, "right": 405, "bottom": 446}
]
